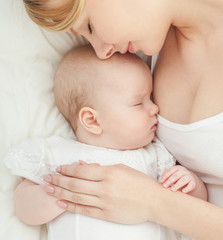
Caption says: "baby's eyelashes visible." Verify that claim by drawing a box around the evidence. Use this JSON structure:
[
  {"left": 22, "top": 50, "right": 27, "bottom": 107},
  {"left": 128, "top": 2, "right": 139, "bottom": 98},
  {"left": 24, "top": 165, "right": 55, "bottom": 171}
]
[{"left": 132, "top": 102, "right": 143, "bottom": 106}]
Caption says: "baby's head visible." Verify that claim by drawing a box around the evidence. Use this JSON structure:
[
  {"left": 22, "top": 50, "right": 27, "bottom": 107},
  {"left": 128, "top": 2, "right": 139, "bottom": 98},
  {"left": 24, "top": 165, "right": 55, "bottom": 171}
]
[
  {"left": 54, "top": 45, "right": 159, "bottom": 150},
  {"left": 54, "top": 46, "right": 97, "bottom": 132}
]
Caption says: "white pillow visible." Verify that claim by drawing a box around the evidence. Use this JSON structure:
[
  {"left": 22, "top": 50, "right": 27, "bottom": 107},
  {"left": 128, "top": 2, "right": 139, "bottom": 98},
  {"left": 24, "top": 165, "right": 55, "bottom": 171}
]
[{"left": 0, "top": 0, "right": 87, "bottom": 239}]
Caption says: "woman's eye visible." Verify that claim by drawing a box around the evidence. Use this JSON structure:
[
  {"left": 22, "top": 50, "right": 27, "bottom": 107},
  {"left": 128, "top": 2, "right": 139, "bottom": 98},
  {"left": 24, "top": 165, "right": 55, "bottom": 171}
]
[{"left": 88, "top": 23, "right": 92, "bottom": 34}]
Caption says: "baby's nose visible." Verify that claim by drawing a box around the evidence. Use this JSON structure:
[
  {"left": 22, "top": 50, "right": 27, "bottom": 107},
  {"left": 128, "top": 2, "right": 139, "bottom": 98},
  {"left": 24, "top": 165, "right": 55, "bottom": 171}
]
[{"left": 150, "top": 103, "right": 159, "bottom": 116}]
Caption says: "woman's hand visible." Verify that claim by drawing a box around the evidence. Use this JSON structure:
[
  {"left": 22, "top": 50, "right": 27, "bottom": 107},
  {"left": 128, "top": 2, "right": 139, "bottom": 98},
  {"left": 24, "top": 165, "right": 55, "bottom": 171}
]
[
  {"left": 43, "top": 163, "right": 160, "bottom": 224},
  {"left": 43, "top": 163, "right": 223, "bottom": 240}
]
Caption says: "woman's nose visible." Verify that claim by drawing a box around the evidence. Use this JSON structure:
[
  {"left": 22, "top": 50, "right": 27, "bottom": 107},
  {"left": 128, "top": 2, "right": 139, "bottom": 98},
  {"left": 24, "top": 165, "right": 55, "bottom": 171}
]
[
  {"left": 95, "top": 43, "right": 114, "bottom": 59},
  {"left": 90, "top": 39, "right": 115, "bottom": 59}
]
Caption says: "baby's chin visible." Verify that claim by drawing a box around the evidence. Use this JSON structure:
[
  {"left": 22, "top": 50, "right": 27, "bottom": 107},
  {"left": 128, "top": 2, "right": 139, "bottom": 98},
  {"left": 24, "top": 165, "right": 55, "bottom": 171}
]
[
  {"left": 118, "top": 139, "right": 154, "bottom": 150},
  {"left": 100, "top": 134, "right": 155, "bottom": 150},
  {"left": 133, "top": 135, "right": 155, "bottom": 149}
]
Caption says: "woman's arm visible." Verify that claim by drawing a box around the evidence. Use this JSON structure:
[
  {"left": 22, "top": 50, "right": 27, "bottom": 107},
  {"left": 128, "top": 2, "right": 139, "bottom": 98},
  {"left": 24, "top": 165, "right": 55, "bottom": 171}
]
[
  {"left": 44, "top": 163, "right": 223, "bottom": 240},
  {"left": 152, "top": 185, "right": 220, "bottom": 240},
  {"left": 15, "top": 179, "right": 65, "bottom": 225}
]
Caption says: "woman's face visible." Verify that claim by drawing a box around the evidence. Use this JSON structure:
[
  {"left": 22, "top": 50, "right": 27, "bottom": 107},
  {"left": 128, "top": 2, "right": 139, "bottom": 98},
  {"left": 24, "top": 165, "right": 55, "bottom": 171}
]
[{"left": 70, "top": 0, "right": 171, "bottom": 59}]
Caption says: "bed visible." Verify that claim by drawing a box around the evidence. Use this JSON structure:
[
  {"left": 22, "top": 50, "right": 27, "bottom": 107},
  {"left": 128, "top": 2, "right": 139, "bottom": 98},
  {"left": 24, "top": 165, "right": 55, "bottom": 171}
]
[{"left": 0, "top": 0, "right": 88, "bottom": 239}]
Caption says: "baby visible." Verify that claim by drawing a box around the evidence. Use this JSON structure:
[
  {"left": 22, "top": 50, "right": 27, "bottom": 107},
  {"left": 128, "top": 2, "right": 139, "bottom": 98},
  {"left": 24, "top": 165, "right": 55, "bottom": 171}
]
[{"left": 5, "top": 46, "right": 207, "bottom": 240}]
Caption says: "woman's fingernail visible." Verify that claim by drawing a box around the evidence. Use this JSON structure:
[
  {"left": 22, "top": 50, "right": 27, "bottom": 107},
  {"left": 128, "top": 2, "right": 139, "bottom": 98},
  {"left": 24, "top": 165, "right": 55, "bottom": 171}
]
[
  {"left": 79, "top": 160, "right": 88, "bottom": 165},
  {"left": 56, "top": 166, "right": 61, "bottom": 173},
  {"left": 92, "top": 163, "right": 100, "bottom": 166},
  {"left": 44, "top": 185, "right": 55, "bottom": 193},
  {"left": 44, "top": 175, "right": 52, "bottom": 183},
  {"left": 57, "top": 201, "right": 67, "bottom": 208}
]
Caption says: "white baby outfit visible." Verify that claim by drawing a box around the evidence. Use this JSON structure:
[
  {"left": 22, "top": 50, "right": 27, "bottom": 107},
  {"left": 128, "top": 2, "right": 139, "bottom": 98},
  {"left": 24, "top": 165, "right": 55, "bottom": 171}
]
[
  {"left": 157, "top": 113, "right": 223, "bottom": 207},
  {"left": 5, "top": 136, "right": 176, "bottom": 240}
]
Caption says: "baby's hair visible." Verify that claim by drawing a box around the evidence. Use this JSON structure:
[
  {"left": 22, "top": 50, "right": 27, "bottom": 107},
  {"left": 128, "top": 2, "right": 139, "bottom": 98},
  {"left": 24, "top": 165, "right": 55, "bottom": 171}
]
[
  {"left": 23, "top": 0, "right": 84, "bottom": 31},
  {"left": 54, "top": 46, "right": 96, "bottom": 131},
  {"left": 54, "top": 45, "right": 147, "bottom": 132}
]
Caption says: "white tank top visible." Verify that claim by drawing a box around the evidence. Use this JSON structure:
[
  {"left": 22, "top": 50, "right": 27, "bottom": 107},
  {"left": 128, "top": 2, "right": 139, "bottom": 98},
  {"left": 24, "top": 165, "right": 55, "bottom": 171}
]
[{"left": 157, "top": 113, "right": 223, "bottom": 206}]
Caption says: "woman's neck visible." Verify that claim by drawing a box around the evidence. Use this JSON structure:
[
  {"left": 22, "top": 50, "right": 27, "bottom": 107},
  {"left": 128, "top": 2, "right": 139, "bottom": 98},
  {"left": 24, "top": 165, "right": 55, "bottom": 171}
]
[{"left": 172, "top": 0, "right": 223, "bottom": 39}]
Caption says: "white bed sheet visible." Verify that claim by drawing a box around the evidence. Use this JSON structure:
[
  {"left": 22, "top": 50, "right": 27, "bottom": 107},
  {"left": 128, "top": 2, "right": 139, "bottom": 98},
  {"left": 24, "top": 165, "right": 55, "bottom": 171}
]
[{"left": 0, "top": 0, "right": 87, "bottom": 239}]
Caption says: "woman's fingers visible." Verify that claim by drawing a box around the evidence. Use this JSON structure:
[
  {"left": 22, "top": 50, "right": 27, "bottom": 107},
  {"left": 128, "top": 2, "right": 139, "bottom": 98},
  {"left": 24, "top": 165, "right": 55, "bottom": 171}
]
[
  {"left": 56, "top": 201, "right": 105, "bottom": 220},
  {"left": 44, "top": 174, "right": 101, "bottom": 196},
  {"left": 56, "top": 164, "right": 104, "bottom": 180},
  {"left": 43, "top": 164, "right": 112, "bottom": 205},
  {"left": 42, "top": 164, "right": 157, "bottom": 224},
  {"left": 44, "top": 184, "right": 101, "bottom": 207}
]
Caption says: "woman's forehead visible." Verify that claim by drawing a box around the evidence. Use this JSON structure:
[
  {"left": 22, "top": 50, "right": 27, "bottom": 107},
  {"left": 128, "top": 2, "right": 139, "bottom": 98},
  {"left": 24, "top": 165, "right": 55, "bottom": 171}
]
[{"left": 70, "top": 8, "right": 87, "bottom": 32}]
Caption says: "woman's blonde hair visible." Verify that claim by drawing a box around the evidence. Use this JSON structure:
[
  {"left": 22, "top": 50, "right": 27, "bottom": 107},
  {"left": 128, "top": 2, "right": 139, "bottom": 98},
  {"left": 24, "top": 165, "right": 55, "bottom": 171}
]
[{"left": 23, "top": 0, "right": 85, "bottom": 31}]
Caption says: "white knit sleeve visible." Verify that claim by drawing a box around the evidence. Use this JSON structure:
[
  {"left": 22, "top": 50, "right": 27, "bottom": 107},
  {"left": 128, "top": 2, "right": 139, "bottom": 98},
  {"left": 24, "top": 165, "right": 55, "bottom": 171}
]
[
  {"left": 4, "top": 137, "right": 54, "bottom": 185},
  {"left": 152, "top": 137, "right": 176, "bottom": 181}
]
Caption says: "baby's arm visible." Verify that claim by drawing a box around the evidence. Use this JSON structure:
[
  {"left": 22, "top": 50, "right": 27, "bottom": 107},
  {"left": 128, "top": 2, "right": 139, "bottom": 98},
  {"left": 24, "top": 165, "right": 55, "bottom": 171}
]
[
  {"left": 161, "top": 165, "right": 207, "bottom": 201},
  {"left": 15, "top": 178, "right": 65, "bottom": 225}
]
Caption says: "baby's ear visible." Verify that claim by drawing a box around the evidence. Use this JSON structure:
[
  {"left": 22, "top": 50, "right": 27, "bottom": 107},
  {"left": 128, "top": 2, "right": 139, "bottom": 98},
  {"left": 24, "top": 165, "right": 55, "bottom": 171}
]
[{"left": 79, "top": 107, "right": 102, "bottom": 135}]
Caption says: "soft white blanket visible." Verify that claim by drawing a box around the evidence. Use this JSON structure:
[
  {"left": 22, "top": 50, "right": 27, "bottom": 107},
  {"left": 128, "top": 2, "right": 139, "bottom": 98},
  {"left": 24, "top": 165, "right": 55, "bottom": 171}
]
[{"left": 0, "top": 0, "right": 87, "bottom": 239}]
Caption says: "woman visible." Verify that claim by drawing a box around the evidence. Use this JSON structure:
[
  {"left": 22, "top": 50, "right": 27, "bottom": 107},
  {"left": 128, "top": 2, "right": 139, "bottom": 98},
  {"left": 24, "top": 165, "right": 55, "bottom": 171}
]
[{"left": 23, "top": 0, "right": 223, "bottom": 239}]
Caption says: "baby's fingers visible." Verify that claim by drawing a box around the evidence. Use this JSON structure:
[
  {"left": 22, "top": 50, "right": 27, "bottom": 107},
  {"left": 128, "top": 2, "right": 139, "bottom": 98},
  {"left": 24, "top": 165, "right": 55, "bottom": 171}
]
[
  {"left": 182, "top": 181, "right": 195, "bottom": 193},
  {"left": 170, "top": 175, "right": 190, "bottom": 192},
  {"left": 162, "top": 170, "right": 184, "bottom": 188},
  {"left": 161, "top": 166, "right": 179, "bottom": 183}
]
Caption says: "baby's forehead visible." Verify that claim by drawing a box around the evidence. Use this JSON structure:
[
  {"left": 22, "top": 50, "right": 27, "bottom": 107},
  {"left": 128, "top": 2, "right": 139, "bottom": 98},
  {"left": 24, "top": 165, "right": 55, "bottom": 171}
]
[
  {"left": 96, "top": 58, "right": 147, "bottom": 86},
  {"left": 68, "top": 49, "right": 149, "bottom": 89},
  {"left": 92, "top": 54, "right": 143, "bottom": 73}
]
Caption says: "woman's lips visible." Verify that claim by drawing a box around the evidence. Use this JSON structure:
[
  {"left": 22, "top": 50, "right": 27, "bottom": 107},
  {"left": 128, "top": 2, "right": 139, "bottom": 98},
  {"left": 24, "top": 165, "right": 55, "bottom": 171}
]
[{"left": 128, "top": 42, "right": 135, "bottom": 53}]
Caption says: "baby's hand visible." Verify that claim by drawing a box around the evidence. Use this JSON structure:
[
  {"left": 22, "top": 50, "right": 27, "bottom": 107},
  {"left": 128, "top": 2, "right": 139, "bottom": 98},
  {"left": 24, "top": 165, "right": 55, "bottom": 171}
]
[{"left": 160, "top": 165, "right": 197, "bottom": 193}]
